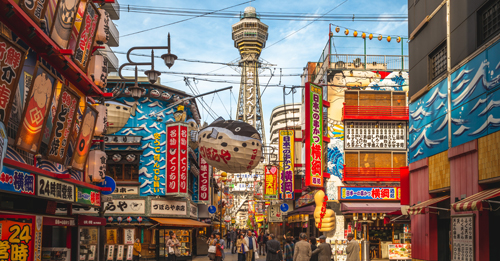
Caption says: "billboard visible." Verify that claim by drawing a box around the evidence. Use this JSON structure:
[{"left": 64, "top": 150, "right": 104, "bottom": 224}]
[
  {"left": 305, "top": 82, "right": 324, "bottom": 187},
  {"left": 166, "top": 123, "right": 189, "bottom": 196},
  {"left": 264, "top": 165, "right": 278, "bottom": 200},
  {"left": 339, "top": 187, "right": 400, "bottom": 201},
  {"left": 279, "top": 130, "right": 295, "bottom": 199}
]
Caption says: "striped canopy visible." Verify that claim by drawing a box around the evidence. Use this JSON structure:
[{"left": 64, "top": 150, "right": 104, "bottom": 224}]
[
  {"left": 408, "top": 196, "right": 450, "bottom": 215},
  {"left": 451, "top": 188, "right": 500, "bottom": 212}
]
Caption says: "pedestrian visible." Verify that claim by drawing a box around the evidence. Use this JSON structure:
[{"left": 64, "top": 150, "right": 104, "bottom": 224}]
[
  {"left": 215, "top": 235, "right": 224, "bottom": 261},
  {"left": 262, "top": 230, "right": 268, "bottom": 256},
  {"left": 311, "top": 236, "right": 332, "bottom": 261},
  {"left": 166, "top": 232, "right": 181, "bottom": 261},
  {"left": 244, "top": 230, "right": 258, "bottom": 261},
  {"left": 283, "top": 237, "right": 294, "bottom": 261},
  {"left": 265, "top": 234, "right": 281, "bottom": 261},
  {"left": 231, "top": 228, "right": 238, "bottom": 254},
  {"left": 215, "top": 233, "right": 226, "bottom": 260},
  {"left": 309, "top": 237, "right": 318, "bottom": 261},
  {"left": 284, "top": 230, "right": 292, "bottom": 240},
  {"left": 226, "top": 231, "right": 231, "bottom": 248},
  {"left": 293, "top": 233, "right": 311, "bottom": 261},
  {"left": 207, "top": 234, "right": 217, "bottom": 261},
  {"left": 258, "top": 230, "right": 265, "bottom": 256},
  {"left": 237, "top": 234, "right": 249, "bottom": 261},
  {"left": 346, "top": 234, "right": 360, "bottom": 261},
  {"left": 133, "top": 238, "right": 141, "bottom": 261}
]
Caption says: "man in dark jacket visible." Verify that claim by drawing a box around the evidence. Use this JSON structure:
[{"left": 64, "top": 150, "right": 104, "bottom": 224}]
[
  {"left": 266, "top": 234, "right": 281, "bottom": 261},
  {"left": 312, "top": 236, "right": 332, "bottom": 261}
]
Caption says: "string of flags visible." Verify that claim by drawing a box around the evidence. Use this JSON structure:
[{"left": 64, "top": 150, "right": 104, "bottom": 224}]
[{"left": 330, "top": 26, "right": 403, "bottom": 43}]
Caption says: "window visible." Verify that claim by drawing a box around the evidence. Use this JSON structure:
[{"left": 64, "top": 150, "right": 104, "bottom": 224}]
[
  {"left": 429, "top": 42, "right": 447, "bottom": 80},
  {"left": 478, "top": 0, "right": 500, "bottom": 45},
  {"left": 107, "top": 164, "right": 139, "bottom": 181}
]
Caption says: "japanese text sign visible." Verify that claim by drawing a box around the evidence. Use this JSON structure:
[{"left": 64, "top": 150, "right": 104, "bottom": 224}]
[
  {"left": 58, "top": 199, "right": 145, "bottom": 215},
  {"left": 0, "top": 215, "right": 36, "bottom": 261},
  {"left": 20, "top": 0, "right": 49, "bottom": 26},
  {"left": 279, "top": 130, "right": 295, "bottom": 199},
  {"left": 73, "top": 3, "right": 100, "bottom": 71},
  {"left": 339, "top": 187, "right": 400, "bottom": 201},
  {"left": 305, "top": 82, "right": 323, "bottom": 187},
  {"left": 71, "top": 104, "right": 98, "bottom": 171},
  {"left": 0, "top": 35, "right": 26, "bottom": 125},
  {"left": 37, "top": 176, "right": 75, "bottom": 202},
  {"left": 0, "top": 166, "right": 35, "bottom": 196},
  {"left": 150, "top": 199, "right": 187, "bottom": 216},
  {"left": 166, "top": 123, "right": 189, "bottom": 196},
  {"left": 198, "top": 154, "right": 210, "bottom": 203},
  {"left": 452, "top": 214, "right": 474, "bottom": 261},
  {"left": 264, "top": 166, "right": 278, "bottom": 200},
  {"left": 76, "top": 186, "right": 101, "bottom": 207},
  {"left": 50, "top": 0, "right": 80, "bottom": 49}
]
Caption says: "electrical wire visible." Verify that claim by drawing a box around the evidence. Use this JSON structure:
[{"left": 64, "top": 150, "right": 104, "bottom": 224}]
[{"left": 216, "top": 92, "right": 231, "bottom": 119}]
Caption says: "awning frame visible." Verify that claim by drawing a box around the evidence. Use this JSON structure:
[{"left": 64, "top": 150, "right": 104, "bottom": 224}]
[{"left": 407, "top": 195, "right": 450, "bottom": 215}]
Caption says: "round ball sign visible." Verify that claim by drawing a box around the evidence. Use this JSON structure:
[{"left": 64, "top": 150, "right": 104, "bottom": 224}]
[
  {"left": 280, "top": 203, "right": 289, "bottom": 212},
  {"left": 208, "top": 205, "right": 217, "bottom": 214}
]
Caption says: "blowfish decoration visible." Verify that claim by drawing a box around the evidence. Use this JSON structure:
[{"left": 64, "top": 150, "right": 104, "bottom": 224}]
[
  {"left": 173, "top": 105, "right": 187, "bottom": 122},
  {"left": 198, "top": 118, "right": 263, "bottom": 173},
  {"left": 186, "top": 118, "right": 199, "bottom": 150}
]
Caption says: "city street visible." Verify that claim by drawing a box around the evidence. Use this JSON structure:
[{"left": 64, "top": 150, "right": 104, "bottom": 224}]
[{"left": 193, "top": 248, "right": 267, "bottom": 261}]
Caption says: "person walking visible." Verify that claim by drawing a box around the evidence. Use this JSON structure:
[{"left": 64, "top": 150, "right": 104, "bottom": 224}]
[
  {"left": 310, "top": 237, "right": 318, "bottom": 261},
  {"left": 265, "top": 234, "right": 281, "bottom": 261},
  {"left": 237, "top": 234, "right": 249, "bottom": 261},
  {"left": 207, "top": 234, "right": 217, "bottom": 261},
  {"left": 215, "top": 233, "right": 226, "bottom": 260},
  {"left": 166, "top": 232, "right": 181, "bottom": 261},
  {"left": 293, "top": 233, "right": 311, "bottom": 261},
  {"left": 133, "top": 238, "right": 141, "bottom": 261},
  {"left": 312, "top": 236, "right": 332, "bottom": 261},
  {"left": 226, "top": 231, "right": 231, "bottom": 248},
  {"left": 283, "top": 237, "right": 294, "bottom": 261},
  {"left": 244, "top": 230, "right": 258, "bottom": 261},
  {"left": 215, "top": 236, "right": 224, "bottom": 261},
  {"left": 231, "top": 228, "right": 238, "bottom": 254},
  {"left": 346, "top": 234, "right": 360, "bottom": 261}
]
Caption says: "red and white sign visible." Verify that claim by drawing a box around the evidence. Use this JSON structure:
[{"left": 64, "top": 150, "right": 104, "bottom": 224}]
[
  {"left": 166, "top": 123, "right": 189, "bottom": 196},
  {"left": 43, "top": 217, "right": 75, "bottom": 226},
  {"left": 198, "top": 155, "right": 210, "bottom": 203},
  {"left": 78, "top": 215, "right": 106, "bottom": 226}
]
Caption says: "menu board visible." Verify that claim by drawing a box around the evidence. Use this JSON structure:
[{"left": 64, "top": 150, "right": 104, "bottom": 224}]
[
  {"left": 388, "top": 244, "right": 411, "bottom": 260},
  {"left": 452, "top": 214, "right": 474, "bottom": 261},
  {"left": 345, "top": 121, "right": 407, "bottom": 150}
]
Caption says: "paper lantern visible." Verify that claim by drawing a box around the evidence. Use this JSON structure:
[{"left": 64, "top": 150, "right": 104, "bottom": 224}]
[
  {"left": 117, "top": 217, "right": 123, "bottom": 224},
  {"left": 387, "top": 36, "right": 391, "bottom": 42},
  {"left": 105, "top": 101, "right": 133, "bottom": 135},
  {"left": 361, "top": 32, "right": 366, "bottom": 39},
  {"left": 137, "top": 217, "right": 143, "bottom": 223},
  {"left": 198, "top": 119, "right": 262, "bottom": 173},
  {"left": 335, "top": 26, "right": 340, "bottom": 33},
  {"left": 344, "top": 29, "right": 349, "bottom": 35},
  {"left": 397, "top": 36, "right": 401, "bottom": 43},
  {"left": 94, "top": 9, "right": 110, "bottom": 45},
  {"left": 127, "top": 216, "right": 132, "bottom": 224},
  {"left": 378, "top": 34, "right": 383, "bottom": 41},
  {"left": 85, "top": 150, "right": 107, "bottom": 183},
  {"left": 92, "top": 104, "right": 107, "bottom": 136},
  {"left": 108, "top": 217, "right": 113, "bottom": 223},
  {"left": 369, "top": 34, "right": 373, "bottom": 40},
  {"left": 353, "top": 31, "right": 358, "bottom": 37},
  {"left": 187, "top": 119, "right": 199, "bottom": 150},
  {"left": 87, "top": 54, "right": 108, "bottom": 88}
]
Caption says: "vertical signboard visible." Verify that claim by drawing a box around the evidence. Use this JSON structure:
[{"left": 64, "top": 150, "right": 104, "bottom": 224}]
[
  {"left": 179, "top": 125, "right": 188, "bottom": 194},
  {"left": 166, "top": 123, "right": 189, "bottom": 196},
  {"left": 20, "top": 0, "right": 49, "bottom": 26},
  {"left": 50, "top": 0, "right": 80, "bottom": 49},
  {"left": 452, "top": 214, "right": 474, "bottom": 261},
  {"left": 0, "top": 214, "right": 35, "bottom": 261},
  {"left": 152, "top": 130, "right": 162, "bottom": 193},
  {"left": 279, "top": 130, "right": 295, "bottom": 199},
  {"left": 73, "top": 2, "right": 99, "bottom": 71},
  {"left": 71, "top": 104, "right": 98, "bottom": 171},
  {"left": 198, "top": 155, "right": 210, "bottom": 203},
  {"left": 264, "top": 166, "right": 278, "bottom": 200},
  {"left": 305, "top": 82, "right": 324, "bottom": 187}
]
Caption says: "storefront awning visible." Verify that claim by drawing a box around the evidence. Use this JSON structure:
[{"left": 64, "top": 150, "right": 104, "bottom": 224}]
[
  {"left": 151, "top": 218, "right": 211, "bottom": 228},
  {"left": 341, "top": 202, "right": 401, "bottom": 213},
  {"left": 408, "top": 196, "right": 449, "bottom": 215},
  {"left": 286, "top": 205, "right": 315, "bottom": 215},
  {"left": 451, "top": 188, "right": 500, "bottom": 212}
]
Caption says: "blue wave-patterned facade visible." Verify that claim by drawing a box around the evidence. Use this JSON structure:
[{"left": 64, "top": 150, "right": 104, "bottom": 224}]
[{"left": 409, "top": 40, "right": 500, "bottom": 163}]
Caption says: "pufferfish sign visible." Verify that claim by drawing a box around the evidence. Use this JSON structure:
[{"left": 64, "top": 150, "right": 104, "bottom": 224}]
[{"left": 198, "top": 119, "right": 262, "bottom": 173}]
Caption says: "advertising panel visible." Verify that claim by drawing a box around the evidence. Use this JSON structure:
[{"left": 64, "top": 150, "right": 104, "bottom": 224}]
[
  {"left": 451, "top": 214, "right": 474, "bottom": 261},
  {"left": 264, "top": 166, "right": 278, "bottom": 200},
  {"left": 0, "top": 166, "right": 35, "bottom": 195},
  {"left": 37, "top": 176, "right": 75, "bottom": 202},
  {"left": 305, "top": 82, "right": 324, "bottom": 187},
  {"left": 0, "top": 214, "right": 36, "bottom": 261},
  {"left": 279, "top": 130, "right": 295, "bottom": 199},
  {"left": 71, "top": 104, "right": 98, "bottom": 171},
  {"left": 150, "top": 199, "right": 187, "bottom": 216},
  {"left": 73, "top": 2, "right": 100, "bottom": 71},
  {"left": 179, "top": 125, "right": 188, "bottom": 194},
  {"left": 198, "top": 155, "right": 210, "bottom": 203},
  {"left": 50, "top": 0, "right": 80, "bottom": 49},
  {"left": 76, "top": 186, "right": 101, "bottom": 207},
  {"left": 388, "top": 244, "right": 411, "bottom": 260},
  {"left": 20, "top": 0, "right": 49, "bottom": 26},
  {"left": 166, "top": 123, "right": 189, "bottom": 196},
  {"left": 345, "top": 121, "right": 407, "bottom": 150},
  {"left": 339, "top": 187, "right": 400, "bottom": 201}
]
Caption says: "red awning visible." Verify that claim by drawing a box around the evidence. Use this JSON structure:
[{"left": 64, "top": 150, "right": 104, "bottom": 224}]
[
  {"left": 451, "top": 188, "right": 500, "bottom": 212},
  {"left": 408, "top": 196, "right": 449, "bottom": 215},
  {"left": 341, "top": 202, "right": 401, "bottom": 213}
]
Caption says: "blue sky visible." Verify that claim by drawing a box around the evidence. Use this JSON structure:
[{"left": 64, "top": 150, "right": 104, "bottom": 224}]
[{"left": 114, "top": 0, "right": 409, "bottom": 142}]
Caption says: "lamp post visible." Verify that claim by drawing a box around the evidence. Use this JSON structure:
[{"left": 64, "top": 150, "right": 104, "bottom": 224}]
[{"left": 220, "top": 172, "right": 227, "bottom": 234}]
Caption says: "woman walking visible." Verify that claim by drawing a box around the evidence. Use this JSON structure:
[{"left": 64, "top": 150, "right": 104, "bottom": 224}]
[
  {"left": 284, "top": 237, "right": 294, "bottom": 261},
  {"left": 207, "top": 234, "right": 217, "bottom": 261},
  {"left": 166, "top": 232, "right": 181, "bottom": 261},
  {"left": 309, "top": 237, "right": 318, "bottom": 261},
  {"left": 215, "top": 235, "right": 224, "bottom": 261},
  {"left": 237, "top": 234, "right": 248, "bottom": 261}
]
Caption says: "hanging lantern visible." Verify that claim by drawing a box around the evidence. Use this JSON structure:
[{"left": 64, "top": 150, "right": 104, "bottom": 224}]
[
  {"left": 397, "top": 36, "right": 401, "bottom": 43},
  {"left": 105, "top": 101, "right": 134, "bottom": 135},
  {"left": 94, "top": 9, "right": 110, "bottom": 45},
  {"left": 368, "top": 34, "right": 373, "bottom": 40},
  {"left": 87, "top": 54, "right": 108, "bottom": 88},
  {"left": 344, "top": 29, "right": 349, "bottom": 35},
  {"left": 387, "top": 36, "right": 392, "bottom": 42},
  {"left": 117, "top": 217, "right": 123, "bottom": 224},
  {"left": 107, "top": 217, "right": 114, "bottom": 223},
  {"left": 198, "top": 119, "right": 263, "bottom": 173},
  {"left": 329, "top": 32, "right": 333, "bottom": 37},
  {"left": 85, "top": 150, "right": 107, "bottom": 183},
  {"left": 361, "top": 32, "right": 366, "bottom": 39},
  {"left": 378, "top": 34, "right": 383, "bottom": 41},
  {"left": 92, "top": 104, "right": 107, "bottom": 136},
  {"left": 353, "top": 31, "right": 358, "bottom": 37},
  {"left": 127, "top": 216, "right": 132, "bottom": 224},
  {"left": 335, "top": 26, "right": 340, "bottom": 33},
  {"left": 137, "top": 217, "right": 143, "bottom": 223}
]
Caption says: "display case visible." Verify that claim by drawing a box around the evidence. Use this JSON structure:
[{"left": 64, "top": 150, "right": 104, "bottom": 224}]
[
  {"left": 41, "top": 247, "right": 71, "bottom": 261},
  {"left": 159, "top": 229, "right": 192, "bottom": 258},
  {"left": 79, "top": 227, "right": 99, "bottom": 261}
]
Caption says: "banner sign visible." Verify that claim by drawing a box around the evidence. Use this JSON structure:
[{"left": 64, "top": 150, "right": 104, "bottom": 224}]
[
  {"left": 452, "top": 214, "right": 474, "bottom": 261},
  {"left": 150, "top": 199, "right": 187, "bottom": 216},
  {"left": 339, "top": 187, "right": 400, "bottom": 201},
  {"left": 345, "top": 121, "right": 407, "bottom": 150},
  {"left": 47, "top": 86, "right": 79, "bottom": 163},
  {"left": 113, "top": 186, "right": 138, "bottom": 195},
  {"left": 198, "top": 155, "right": 210, "bottom": 202},
  {"left": 76, "top": 186, "right": 101, "bottom": 207},
  {"left": 279, "top": 130, "right": 295, "bottom": 199},
  {"left": 57, "top": 199, "right": 146, "bottom": 215},
  {"left": 124, "top": 228, "right": 135, "bottom": 244},
  {"left": 37, "top": 175, "right": 75, "bottom": 202},
  {"left": 20, "top": 0, "right": 49, "bottom": 26},
  {"left": 51, "top": 0, "right": 79, "bottom": 49},
  {"left": 0, "top": 214, "right": 36, "bottom": 261},
  {"left": 268, "top": 204, "right": 284, "bottom": 223},
  {"left": 264, "top": 165, "right": 278, "bottom": 200},
  {"left": 71, "top": 104, "right": 98, "bottom": 171},
  {"left": 166, "top": 123, "right": 189, "bottom": 196},
  {"left": 0, "top": 165, "right": 35, "bottom": 196},
  {"left": 0, "top": 35, "right": 26, "bottom": 125},
  {"left": 305, "top": 82, "right": 324, "bottom": 187},
  {"left": 73, "top": 2, "right": 99, "bottom": 71}
]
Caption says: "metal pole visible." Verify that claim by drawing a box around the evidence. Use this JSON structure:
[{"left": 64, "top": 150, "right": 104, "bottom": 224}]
[
  {"left": 401, "top": 38, "right": 404, "bottom": 71},
  {"left": 220, "top": 181, "right": 223, "bottom": 235},
  {"left": 364, "top": 37, "right": 367, "bottom": 70}
]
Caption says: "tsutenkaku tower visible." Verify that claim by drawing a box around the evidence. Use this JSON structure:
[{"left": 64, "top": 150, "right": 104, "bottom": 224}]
[{"left": 232, "top": 6, "right": 268, "bottom": 143}]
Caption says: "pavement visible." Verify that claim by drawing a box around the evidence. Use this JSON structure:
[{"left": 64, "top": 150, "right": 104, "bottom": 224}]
[{"left": 193, "top": 245, "right": 267, "bottom": 261}]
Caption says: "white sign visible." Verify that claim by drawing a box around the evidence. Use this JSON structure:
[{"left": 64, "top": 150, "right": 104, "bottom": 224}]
[
  {"left": 126, "top": 245, "right": 134, "bottom": 260},
  {"left": 151, "top": 199, "right": 187, "bottom": 215},
  {"left": 37, "top": 176, "right": 75, "bottom": 202},
  {"left": 88, "top": 245, "right": 96, "bottom": 260},
  {"left": 116, "top": 245, "right": 124, "bottom": 260},
  {"left": 268, "top": 204, "right": 284, "bottom": 222},
  {"left": 55, "top": 199, "right": 146, "bottom": 215},
  {"left": 345, "top": 121, "right": 407, "bottom": 150},
  {"left": 113, "top": 186, "right": 138, "bottom": 195},
  {"left": 124, "top": 229, "right": 135, "bottom": 245},
  {"left": 452, "top": 214, "right": 474, "bottom": 261},
  {"left": 190, "top": 203, "right": 198, "bottom": 218},
  {"left": 107, "top": 245, "right": 115, "bottom": 260}
]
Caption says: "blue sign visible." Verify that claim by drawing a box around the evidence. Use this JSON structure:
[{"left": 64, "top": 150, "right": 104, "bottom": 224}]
[
  {"left": 339, "top": 187, "right": 400, "bottom": 200},
  {"left": 0, "top": 166, "right": 35, "bottom": 195},
  {"left": 208, "top": 205, "right": 216, "bottom": 214},
  {"left": 97, "top": 176, "right": 116, "bottom": 195},
  {"left": 280, "top": 203, "right": 289, "bottom": 212}
]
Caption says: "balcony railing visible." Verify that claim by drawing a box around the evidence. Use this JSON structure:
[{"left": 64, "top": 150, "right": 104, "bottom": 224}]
[
  {"left": 103, "top": 0, "right": 120, "bottom": 20},
  {"left": 343, "top": 105, "right": 409, "bottom": 120},
  {"left": 343, "top": 167, "right": 400, "bottom": 182},
  {"left": 108, "top": 20, "right": 119, "bottom": 47}
]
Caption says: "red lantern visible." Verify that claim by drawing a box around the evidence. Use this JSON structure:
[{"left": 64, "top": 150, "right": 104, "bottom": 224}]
[
  {"left": 127, "top": 216, "right": 132, "bottom": 224},
  {"left": 117, "top": 217, "right": 123, "bottom": 224},
  {"left": 107, "top": 217, "right": 113, "bottom": 223},
  {"left": 335, "top": 27, "right": 340, "bottom": 33},
  {"left": 137, "top": 217, "right": 143, "bottom": 223}
]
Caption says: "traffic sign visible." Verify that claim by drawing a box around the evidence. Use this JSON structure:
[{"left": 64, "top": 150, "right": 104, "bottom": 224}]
[
  {"left": 97, "top": 176, "right": 116, "bottom": 195},
  {"left": 208, "top": 205, "right": 217, "bottom": 214},
  {"left": 280, "top": 203, "right": 289, "bottom": 212}
]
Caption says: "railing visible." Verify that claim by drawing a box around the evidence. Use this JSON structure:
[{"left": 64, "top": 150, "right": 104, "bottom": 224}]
[
  {"left": 108, "top": 20, "right": 119, "bottom": 47},
  {"left": 100, "top": 45, "right": 119, "bottom": 72},
  {"left": 330, "top": 54, "right": 408, "bottom": 71},
  {"left": 103, "top": 0, "right": 120, "bottom": 20},
  {"left": 343, "top": 167, "right": 400, "bottom": 182},
  {"left": 343, "top": 105, "right": 409, "bottom": 120}
]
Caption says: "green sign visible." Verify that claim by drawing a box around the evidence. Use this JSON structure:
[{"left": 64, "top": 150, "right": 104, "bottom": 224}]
[
  {"left": 76, "top": 186, "right": 101, "bottom": 206},
  {"left": 305, "top": 83, "right": 324, "bottom": 187}
]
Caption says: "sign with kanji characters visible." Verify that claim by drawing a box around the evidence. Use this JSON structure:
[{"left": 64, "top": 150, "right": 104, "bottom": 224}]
[
  {"left": 106, "top": 245, "right": 114, "bottom": 260},
  {"left": 0, "top": 166, "right": 35, "bottom": 196},
  {"left": 339, "top": 187, "right": 400, "bottom": 201},
  {"left": 73, "top": 2, "right": 100, "bottom": 71},
  {"left": 0, "top": 214, "right": 35, "bottom": 261},
  {"left": 56, "top": 199, "right": 146, "bottom": 215},
  {"left": 76, "top": 186, "right": 101, "bottom": 207},
  {"left": 126, "top": 245, "right": 134, "bottom": 260},
  {"left": 16, "top": 63, "right": 57, "bottom": 154},
  {"left": 47, "top": 86, "right": 79, "bottom": 163},
  {"left": 345, "top": 121, "right": 407, "bottom": 150},
  {"left": 190, "top": 203, "right": 198, "bottom": 218},
  {"left": 452, "top": 214, "right": 474, "bottom": 261},
  {"left": 198, "top": 154, "right": 211, "bottom": 203},
  {"left": 116, "top": 245, "right": 124, "bottom": 260},
  {"left": 113, "top": 186, "right": 138, "bottom": 195},
  {"left": 166, "top": 123, "right": 189, "bottom": 196},
  {"left": 70, "top": 104, "right": 98, "bottom": 171},
  {"left": 123, "top": 229, "right": 135, "bottom": 245},
  {"left": 37, "top": 176, "right": 74, "bottom": 202},
  {"left": 50, "top": 0, "right": 80, "bottom": 49},
  {"left": 264, "top": 166, "right": 278, "bottom": 200},
  {"left": 268, "top": 204, "right": 284, "bottom": 223},
  {"left": 150, "top": 199, "right": 187, "bottom": 216},
  {"left": 279, "top": 130, "right": 295, "bottom": 199},
  {"left": 19, "top": 0, "right": 49, "bottom": 26},
  {"left": 305, "top": 82, "right": 324, "bottom": 187},
  {"left": 0, "top": 35, "right": 26, "bottom": 125}
]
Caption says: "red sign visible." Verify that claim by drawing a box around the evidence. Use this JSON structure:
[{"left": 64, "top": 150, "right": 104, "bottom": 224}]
[
  {"left": 179, "top": 125, "right": 188, "bottom": 194},
  {"left": 43, "top": 217, "right": 75, "bottom": 226},
  {"left": 198, "top": 154, "right": 210, "bottom": 202},
  {"left": 166, "top": 123, "right": 189, "bottom": 196},
  {"left": 304, "top": 82, "right": 324, "bottom": 187},
  {"left": 0, "top": 214, "right": 36, "bottom": 261},
  {"left": 264, "top": 166, "right": 278, "bottom": 200},
  {"left": 78, "top": 215, "right": 106, "bottom": 226}
]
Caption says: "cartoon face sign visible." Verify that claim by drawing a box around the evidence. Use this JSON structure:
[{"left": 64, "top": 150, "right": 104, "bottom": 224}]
[
  {"left": 112, "top": 154, "right": 122, "bottom": 162},
  {"left": 150, "top": 89, "right": 160, "bottom": 98},
  {"left": 198, "top": 119, "right": 262, "bottom": 173},
  {"left": 161, "top": 92, "right": 171, "bottom": 100},
  {"left": 126, "top": 154, "right": 136, "bottom": 162}
]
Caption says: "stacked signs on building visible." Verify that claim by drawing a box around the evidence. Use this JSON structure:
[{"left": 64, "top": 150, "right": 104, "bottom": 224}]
[
  {"left": 305, "top": 83, "right": 324, "bottom": 187},
  {"left": 71, "top": 104, "right": 98, "bottom": 170},
  {"left": 339, "top": 187, "right": 401, "bottom": 200},
  {"left": 0, "top": 35, "right": 26, "bottom": 125},
  {"left": 0, "top": 166, "right": 35, "bottom": 196},
  {"left": 279, "top": 130, "right": 295, "bottom": 199},
  {"left": 73, "top": 2, "right": 100, "bottom": 71},
  {"left": 344, "top": 121, "right": 407, "bottom": 150},
  {"left": 198, "top": 154, "right": 210, "bottom": 203},
  {"left": 264, "top": 166, "right": 278, "bottom": 200},
  {"left": 166, "top": 123, "right": 189, "bottom": 196}
]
